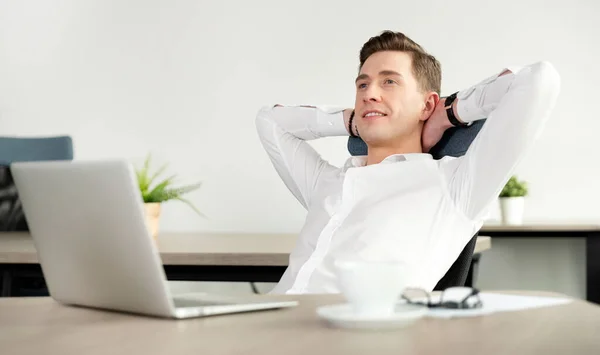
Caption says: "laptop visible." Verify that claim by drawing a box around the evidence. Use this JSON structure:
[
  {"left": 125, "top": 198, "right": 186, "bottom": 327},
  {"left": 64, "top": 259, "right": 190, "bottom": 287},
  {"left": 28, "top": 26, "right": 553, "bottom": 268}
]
[{"left": 10, "top": 159, "right": 297, "bottom": 319}]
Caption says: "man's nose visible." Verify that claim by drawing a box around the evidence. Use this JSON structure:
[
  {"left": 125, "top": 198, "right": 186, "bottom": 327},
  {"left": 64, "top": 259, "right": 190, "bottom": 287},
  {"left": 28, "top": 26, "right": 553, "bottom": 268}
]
[{"left": 363, "top": 86, "right": 382, "bottom": 103}]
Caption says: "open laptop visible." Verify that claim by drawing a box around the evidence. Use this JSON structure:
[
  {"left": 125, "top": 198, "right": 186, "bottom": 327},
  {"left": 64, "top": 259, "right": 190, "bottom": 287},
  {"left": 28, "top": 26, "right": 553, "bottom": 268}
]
[{"left": 10, "top": 159, "right": 297, "bottom": 319}]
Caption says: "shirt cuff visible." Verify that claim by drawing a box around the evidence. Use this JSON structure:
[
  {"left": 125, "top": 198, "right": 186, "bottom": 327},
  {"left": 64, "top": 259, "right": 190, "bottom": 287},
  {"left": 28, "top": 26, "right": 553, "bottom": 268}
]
[
  {"left": 316, "top": 106, "right": 348, "bottom": 137},
  {"left": 278, "top": 104, "right": 348, "bottom": 137}
]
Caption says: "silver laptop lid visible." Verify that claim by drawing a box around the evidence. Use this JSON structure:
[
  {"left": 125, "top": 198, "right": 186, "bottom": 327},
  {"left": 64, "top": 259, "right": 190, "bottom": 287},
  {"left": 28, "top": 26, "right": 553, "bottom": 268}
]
[{"left": 11, "top": 159, "right": 175, "bottom": 317}]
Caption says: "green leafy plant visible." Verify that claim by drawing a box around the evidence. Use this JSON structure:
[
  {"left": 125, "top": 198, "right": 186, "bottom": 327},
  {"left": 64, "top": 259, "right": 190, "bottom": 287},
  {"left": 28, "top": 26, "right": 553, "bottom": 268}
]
[
  {"left": 135, "top": 154, "right": 204, "bottom": 217},
  {"left": 500, "top": 176, "right": 528, "bottom": 198}
]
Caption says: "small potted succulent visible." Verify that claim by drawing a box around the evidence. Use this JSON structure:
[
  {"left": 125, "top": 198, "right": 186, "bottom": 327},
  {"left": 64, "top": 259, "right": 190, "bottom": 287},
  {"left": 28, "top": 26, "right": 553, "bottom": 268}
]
[
  {"left": 135, "top": 155, "right": 203, "bottom": 239},
  {"left": 499, "top": 176, "right": 528, "bottom": 225}
]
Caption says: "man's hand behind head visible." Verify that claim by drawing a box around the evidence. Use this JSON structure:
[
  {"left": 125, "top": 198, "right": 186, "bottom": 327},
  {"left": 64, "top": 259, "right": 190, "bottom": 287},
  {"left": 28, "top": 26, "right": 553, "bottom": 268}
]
[{"left": 421, "top": 96, "right": 454, "bottom": 153}]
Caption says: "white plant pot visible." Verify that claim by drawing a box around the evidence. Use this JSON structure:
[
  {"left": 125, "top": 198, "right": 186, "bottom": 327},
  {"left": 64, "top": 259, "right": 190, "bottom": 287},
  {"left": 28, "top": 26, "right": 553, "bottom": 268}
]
[
  {"left": 144, "top": 202, "right": 161, "bottom": 240},
  {"left": 500, "top": 197, "right": 525, "bottom": 225}
]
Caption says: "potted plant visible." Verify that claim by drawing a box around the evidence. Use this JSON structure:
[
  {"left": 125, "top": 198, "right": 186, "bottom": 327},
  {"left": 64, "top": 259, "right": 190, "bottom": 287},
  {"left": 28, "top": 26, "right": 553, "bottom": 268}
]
[
  {"left": 499, "top": 176, "right": 528, "bottom": 225},
  {"left": 135, "top": 155, "right": 203, "bottom": 239}
]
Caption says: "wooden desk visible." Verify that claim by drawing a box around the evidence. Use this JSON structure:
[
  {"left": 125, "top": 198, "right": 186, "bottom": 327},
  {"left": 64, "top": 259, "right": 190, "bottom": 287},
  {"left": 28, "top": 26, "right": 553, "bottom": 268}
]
[
  {"left": 0, "top": 232, "right": 492, "bottom": 265},
  {"left": 480, "top": 223, "right": 600, "bottom": 304},
  {"left": 0, "top": 233, "right": 491, "bottom": 297},
  {"left": 481, "top": 223, "right": 600, "bottom": 236},
  {"left": 0, "top": 292, "right": 598, "bottom": 355}
]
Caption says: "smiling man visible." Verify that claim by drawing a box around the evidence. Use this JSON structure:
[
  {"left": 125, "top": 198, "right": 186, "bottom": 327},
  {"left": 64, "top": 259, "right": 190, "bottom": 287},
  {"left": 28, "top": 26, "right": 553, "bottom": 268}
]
[{"left": 255, "top": 30, "right": 560, "bottom": 294}]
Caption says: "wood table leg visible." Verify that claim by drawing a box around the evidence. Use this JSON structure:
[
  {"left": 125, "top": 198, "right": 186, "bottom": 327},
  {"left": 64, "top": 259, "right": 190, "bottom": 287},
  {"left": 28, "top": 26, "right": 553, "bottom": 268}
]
[{"left": 1, "top": 270, "right": 12, "bottom": 297}]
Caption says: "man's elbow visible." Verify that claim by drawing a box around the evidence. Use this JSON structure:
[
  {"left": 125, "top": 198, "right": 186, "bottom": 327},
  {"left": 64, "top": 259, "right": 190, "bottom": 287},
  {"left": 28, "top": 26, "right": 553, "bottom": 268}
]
[
  {"left": 527, "top": 61, "right": 561, "bottom": 100},
  {"left": 255, "top": 106, "right": 275, "bottom": 132}
]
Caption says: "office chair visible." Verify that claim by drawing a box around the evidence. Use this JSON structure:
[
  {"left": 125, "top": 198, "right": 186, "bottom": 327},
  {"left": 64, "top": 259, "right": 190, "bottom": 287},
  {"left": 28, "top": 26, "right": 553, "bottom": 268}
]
[
  {"left": 347, "top": 120, "right": 486, "bottom": 291},
  {"left": 0, "top": 136, "right": 74, "bottom": 231},
  {"left": 0, "top": 136, "right": 74, "bottom": 166},
  {"left": 0, "top": 136, "right": 74, "bottom": 296}
]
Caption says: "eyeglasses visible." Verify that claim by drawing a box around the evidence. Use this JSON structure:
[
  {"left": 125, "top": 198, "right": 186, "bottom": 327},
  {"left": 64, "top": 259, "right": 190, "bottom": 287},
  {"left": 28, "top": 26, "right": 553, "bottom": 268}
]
[{"left": 401, "top": 287, "right": 483, "bottom": 309}]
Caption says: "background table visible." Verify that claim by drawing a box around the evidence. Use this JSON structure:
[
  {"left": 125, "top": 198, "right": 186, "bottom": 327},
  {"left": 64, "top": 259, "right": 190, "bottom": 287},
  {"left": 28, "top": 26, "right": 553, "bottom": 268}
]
[
  {"left": 0, "top": 232, "right": 491, "bottom": 297},
  {"left": 0, "top": 291, "right": 598, "bottom": 355},
  {"left": 480, "top": 223, "right": 600, "bottom": 304}
]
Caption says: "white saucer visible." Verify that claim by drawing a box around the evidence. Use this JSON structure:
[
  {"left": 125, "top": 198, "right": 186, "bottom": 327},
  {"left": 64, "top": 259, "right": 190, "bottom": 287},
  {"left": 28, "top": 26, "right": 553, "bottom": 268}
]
[{"left": 316, "top": 302, "right": 427, "bottom": 330}]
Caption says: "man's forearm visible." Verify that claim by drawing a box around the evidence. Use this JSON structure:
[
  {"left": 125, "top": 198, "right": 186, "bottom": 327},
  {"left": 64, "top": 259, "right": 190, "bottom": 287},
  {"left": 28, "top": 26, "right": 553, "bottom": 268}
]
[
  {"left": 454, "top": 67, "right": 522, "bottom": 124},
  {"left": 261, "top": 105, "right": 351, "bottom": 140},
  {"left": 449, "top": 69, "right": 514, "bottom": 125}
]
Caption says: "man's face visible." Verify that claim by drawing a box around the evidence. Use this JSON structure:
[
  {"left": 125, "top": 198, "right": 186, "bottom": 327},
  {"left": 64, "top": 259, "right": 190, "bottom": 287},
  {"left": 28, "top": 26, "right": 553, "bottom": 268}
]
[{"left": 354, "top": 51, "right": 429, "bottom": 146}]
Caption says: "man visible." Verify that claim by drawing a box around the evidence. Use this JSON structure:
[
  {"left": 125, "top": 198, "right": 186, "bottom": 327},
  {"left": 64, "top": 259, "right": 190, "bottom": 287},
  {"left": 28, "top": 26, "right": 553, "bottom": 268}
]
[{"left": 255, "top": 30, "right": 560, "bottom": 294}]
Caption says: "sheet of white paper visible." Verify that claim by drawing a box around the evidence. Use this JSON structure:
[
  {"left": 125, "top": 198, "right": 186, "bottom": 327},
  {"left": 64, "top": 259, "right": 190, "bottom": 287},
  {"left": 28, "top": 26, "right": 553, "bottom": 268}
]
[{"left": 423, "top": 292, "right": 573, "bottom": 319}]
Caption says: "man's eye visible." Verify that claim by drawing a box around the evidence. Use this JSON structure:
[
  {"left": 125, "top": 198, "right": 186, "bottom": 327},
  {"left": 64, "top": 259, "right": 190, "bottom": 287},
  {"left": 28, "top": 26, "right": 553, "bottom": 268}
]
[
  {"left": 357, "top": 83, "right": 367, "bottom": 89},
  {"left": 384, "top": 79, "right": 396, "bottom": 85}
]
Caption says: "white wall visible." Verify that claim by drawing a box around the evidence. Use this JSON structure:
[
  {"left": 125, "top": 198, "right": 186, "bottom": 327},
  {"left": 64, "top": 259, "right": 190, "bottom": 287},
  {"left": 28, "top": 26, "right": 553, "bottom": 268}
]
[{"left": 1, "top": 0, "right": 598, "bottom": 297}]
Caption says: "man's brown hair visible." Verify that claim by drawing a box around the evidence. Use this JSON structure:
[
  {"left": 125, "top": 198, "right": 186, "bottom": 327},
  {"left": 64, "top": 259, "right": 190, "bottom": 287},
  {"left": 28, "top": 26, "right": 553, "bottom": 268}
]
[{"left": 359, "top": 30, "right": 441, "bottom": 95}]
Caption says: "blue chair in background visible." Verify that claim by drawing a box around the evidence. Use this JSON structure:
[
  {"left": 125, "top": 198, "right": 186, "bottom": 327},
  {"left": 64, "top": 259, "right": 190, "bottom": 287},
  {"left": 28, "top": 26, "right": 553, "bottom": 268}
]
[
  {"left": 0, "top": 136, "right": 74, "bottom": 165},
  {"left": 0, "top": 136, "right": 74, "bottom": 296},
  {"left": 0, "top": 136, "right": 73, "bottom": 231},
  {"left": 347, "top": 120, "right": 486, "bottom": 290}
]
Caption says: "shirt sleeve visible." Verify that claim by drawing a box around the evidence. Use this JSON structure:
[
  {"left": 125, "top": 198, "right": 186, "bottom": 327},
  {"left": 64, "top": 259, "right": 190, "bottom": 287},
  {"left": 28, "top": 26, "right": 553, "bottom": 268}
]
[
  {"left": 441, "top": 61, "right": 561, "bottom": 220},
  {"left": 255, "top": 105, "right": 348, "bottom": 209}
]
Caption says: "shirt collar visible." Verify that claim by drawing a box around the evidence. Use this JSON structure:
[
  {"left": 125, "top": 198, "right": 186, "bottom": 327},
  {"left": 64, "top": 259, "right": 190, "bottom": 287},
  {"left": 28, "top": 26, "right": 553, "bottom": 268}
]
[{"left": 343, "top": 153, "right": 433, "bottom": 170}]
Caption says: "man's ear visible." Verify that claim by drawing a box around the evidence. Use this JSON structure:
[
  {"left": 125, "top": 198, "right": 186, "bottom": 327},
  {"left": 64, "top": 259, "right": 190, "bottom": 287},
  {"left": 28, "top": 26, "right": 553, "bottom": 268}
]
[{"left": 420, "top": 92, "right": 440, "bottom": 122}]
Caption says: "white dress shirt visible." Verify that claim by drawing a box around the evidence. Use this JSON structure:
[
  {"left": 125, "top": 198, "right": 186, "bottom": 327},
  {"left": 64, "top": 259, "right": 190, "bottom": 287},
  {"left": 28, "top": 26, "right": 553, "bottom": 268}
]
[{"left": 255, "top": 61, "right": 560, "bottom": 294}]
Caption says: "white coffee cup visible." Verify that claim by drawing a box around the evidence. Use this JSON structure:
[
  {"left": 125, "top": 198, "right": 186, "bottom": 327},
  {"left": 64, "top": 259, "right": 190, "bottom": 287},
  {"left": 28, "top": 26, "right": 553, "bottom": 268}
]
[{"left": 334, "top": 258, "right": 407, "bottom": 317}]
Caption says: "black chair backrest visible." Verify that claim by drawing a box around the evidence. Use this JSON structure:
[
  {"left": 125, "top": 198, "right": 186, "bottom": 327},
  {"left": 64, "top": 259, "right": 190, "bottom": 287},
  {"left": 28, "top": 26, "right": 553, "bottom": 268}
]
[
  {"left": 433, "top": 234, "right": 478, "bottom": 290},
  {"left": 346, "top": 120, "right": 486, "bottom": 289}
]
